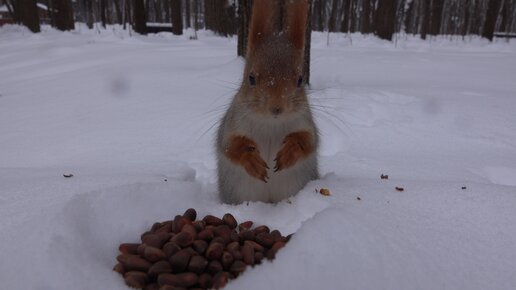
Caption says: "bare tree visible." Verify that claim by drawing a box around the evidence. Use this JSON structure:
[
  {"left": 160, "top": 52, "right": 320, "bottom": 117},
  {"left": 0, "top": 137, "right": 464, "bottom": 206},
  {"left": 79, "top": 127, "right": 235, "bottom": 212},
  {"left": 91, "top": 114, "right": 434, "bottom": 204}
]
[
  {"left": 483, "top": 0, "right": 502, "bottom": 40},
  {"left": 171, "top": 0, "right": 183, "bottom": 35},
  {"left": 327, "top": 0, "right": 340, "bottom": 32},
  {"left": 133, "top": 0, "right": 147, "bottom": 34},
  {"left": 375, "top": 0, "right": 397, "bottom": 40},
  {"left": 15, "top": 0, "right": 40, "bottom": 32},
  {"left": 54, "top": 0, "right": 75, "bottom": 31},
  {"left": 185, "top": 0, "right": 191, "bottom": 28}
]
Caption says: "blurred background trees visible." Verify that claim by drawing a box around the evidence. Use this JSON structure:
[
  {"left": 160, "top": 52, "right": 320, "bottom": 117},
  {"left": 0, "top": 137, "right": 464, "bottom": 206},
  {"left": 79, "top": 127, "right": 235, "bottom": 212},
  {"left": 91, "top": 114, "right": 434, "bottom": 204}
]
[{"left": 1, "top": 0, "right": 515, "bottom": 40}]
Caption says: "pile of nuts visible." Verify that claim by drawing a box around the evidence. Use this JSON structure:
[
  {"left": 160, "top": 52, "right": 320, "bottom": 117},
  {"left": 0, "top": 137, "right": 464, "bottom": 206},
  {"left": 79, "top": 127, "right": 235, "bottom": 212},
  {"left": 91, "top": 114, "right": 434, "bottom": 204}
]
[{"left": 114, "top": 209, "right": 291, "bottom": 289}]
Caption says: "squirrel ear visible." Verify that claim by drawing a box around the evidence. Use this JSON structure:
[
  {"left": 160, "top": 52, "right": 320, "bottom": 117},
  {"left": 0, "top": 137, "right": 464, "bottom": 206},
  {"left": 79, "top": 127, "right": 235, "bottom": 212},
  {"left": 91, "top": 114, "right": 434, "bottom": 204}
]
[
  {"left": 284, "top": 0, "right": 309, "bottom": 50},
  {"left": 247, "top": 0, "right": 276, "bottom": 54}
]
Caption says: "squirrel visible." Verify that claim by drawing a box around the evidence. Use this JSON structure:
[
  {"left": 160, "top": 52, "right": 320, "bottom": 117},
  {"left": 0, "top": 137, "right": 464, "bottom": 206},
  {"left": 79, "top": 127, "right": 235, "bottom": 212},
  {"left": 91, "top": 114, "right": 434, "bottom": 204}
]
[{"left": 216, "top": 0, "right": 318, "bottom": 204}]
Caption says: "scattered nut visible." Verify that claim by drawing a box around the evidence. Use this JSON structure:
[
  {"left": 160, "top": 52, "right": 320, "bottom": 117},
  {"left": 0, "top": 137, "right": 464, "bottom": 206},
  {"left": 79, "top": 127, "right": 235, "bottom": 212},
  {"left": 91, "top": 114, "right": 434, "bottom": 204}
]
[{"left": 319, "top": 188, "right": 331, "bottom": 196}]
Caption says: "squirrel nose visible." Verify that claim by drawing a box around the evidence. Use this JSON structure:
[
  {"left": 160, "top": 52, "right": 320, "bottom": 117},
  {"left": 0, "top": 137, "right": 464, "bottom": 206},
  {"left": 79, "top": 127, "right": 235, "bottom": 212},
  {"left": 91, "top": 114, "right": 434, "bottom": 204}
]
[{"left": 270, "top": 106, "right": 283, "bottom": 116}]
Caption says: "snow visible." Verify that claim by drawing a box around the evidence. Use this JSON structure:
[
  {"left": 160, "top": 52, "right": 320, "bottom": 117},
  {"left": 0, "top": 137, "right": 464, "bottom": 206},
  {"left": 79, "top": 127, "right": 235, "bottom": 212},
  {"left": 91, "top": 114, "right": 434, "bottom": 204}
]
[{"left": 1, "top": 24, "right": 516, "bottom": 290}]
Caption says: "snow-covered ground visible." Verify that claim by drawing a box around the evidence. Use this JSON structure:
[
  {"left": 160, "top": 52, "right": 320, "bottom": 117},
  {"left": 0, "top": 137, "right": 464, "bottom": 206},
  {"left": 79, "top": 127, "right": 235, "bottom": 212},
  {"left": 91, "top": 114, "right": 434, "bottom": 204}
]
[{"left": 1, "top": 24, "right": 516, "bottom": 290}]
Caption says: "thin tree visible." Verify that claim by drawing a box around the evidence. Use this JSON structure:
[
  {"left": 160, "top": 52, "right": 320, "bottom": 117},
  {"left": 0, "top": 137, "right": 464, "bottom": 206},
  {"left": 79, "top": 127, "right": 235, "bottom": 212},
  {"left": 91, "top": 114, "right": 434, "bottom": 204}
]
[
  {"left": 100, "top": 0, "right": 107, "bottom": 28},
  {"left": 185, "top": 0, "right": 191, "bottom": 28}
]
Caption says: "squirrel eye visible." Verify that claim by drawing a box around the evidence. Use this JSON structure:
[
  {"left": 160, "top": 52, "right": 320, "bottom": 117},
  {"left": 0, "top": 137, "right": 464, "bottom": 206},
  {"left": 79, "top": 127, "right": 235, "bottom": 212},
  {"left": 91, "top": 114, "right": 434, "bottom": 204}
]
[
  {"left": 248, "top": 73, "right": 256, "bottom": 86},
  {"left": 297, "top": 75, "right": 304, "bottom": 87}
]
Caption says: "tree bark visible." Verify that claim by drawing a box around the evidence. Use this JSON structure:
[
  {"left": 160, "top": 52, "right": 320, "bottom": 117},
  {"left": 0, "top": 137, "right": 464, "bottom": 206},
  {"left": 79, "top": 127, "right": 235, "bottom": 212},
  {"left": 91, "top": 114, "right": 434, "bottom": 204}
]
[
  {"left": 420, "top": 0, "right": 429, "bottom": 39},
  {"left": 327, "top": 0, "right": 339, "bottom": 32},
  {"left": 340, "top": 0, "right": 351, "bottom": 32},
  {"left": 133, "top": 0, "right": 147, "bottom": 34},
  {"left": 113, "top": 0, "right": 123, "bottom": 24},
  {"left": 171, "top": 0, "right": 183, "bottom": 35},
  {"left": 4, "top": 0, "right": 16, "bottom": 21},
  {"left": 185, "top": 0, "right": 191, "bottom": 28},
  {"left": 100, "top": 0, "right": 107, "bottom": 28},
  {"left": 374, "top": 0, "right": 397, "bottom": 40},
  {"left": 83, "top": 0, "right": 94, "bottom": 28},
  {"left": 312, "top": 0, "right": 322, "bottom": 31},
  {"left": 54, "top": 0, "right": 75, "bottom": 31},
  {"left": 483, "top": 0, "right": 502, "bottom": 40},
  {"left": 430, "top": 0, "right": 444, "bottom": 35},
  {"left": 361, "top": 0, "right": 371, "bottom": 33},
  {"left": 16, "top": 0, "right": 40, "bottom": 32}
]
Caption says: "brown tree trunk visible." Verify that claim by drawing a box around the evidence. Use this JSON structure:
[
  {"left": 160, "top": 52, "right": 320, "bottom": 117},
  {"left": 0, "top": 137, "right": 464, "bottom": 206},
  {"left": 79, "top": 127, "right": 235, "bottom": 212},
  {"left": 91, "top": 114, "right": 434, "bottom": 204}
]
[
  {"left": 100, "top": 0, "right": 107, "bottom": 28},
  {"left": 133, "top": 0, "right": 147, "bottom": 34},
  {"left": 84, "top": 0, "right": 94, "bottom": 28},
  {"left": 113, "top": 0, "right": 123, "bottom": 24},
  {"left": 430, "top": 0, "right": 444, "bottom": 35},
  {"left": 327, "top": 0, "right": 339, "bottom": 32},
  {"left": 185, "top": 0, "right": 191, "bottom": 28},
  {"left": 171, "top": 0, "right": 183, "bottom": 35},
  {"left": 483, "top": 0, "right": 502, "bottom": 40},
  {"left": 340, "top": 0, "right": 351, "bottom": 32},
  {"left": 420, "top": 0, "right": 429, "bottom": 39},
  {"left": 16, "top": 0, "right": 40, "bottom": 32},
  {"left": 54, "top": 0, "right": 75, "bottom": 31},
  {"left": 5, "top": 0, "right": 17, "bottom": 22},
  {"left": 312, "top": 0, "right": 323, "bottom": 31},
  {"left": 375, "top": 0, "right": 397, "bottom": 40},
  {"left": 362, "top": 0, "right": 371, "bottom": 33}
]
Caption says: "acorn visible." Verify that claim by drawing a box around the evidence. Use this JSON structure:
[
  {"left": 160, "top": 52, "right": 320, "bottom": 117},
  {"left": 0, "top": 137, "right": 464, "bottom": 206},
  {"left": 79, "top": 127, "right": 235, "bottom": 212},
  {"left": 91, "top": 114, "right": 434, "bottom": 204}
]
[
  {"left": 124, "top": 271, "right": 148, "bottom": 289},
  {"left": 183, "top": 208, "right": 197, "bottom": 222},
  {"left": 117, "top": 254, "right": 152, "bottom": 272},
  {"left": 197, "top": 229, "right": 214, "bottom": 241},
  {"left": 206, "top": 242, "right": 224, "bottom": 261},
  {"left": 213, "top": 225, "right": 232, "bottom": 244},
  {"left": 119, "top": 243, "right": 140, "bottom": 255},
  {"left": 148, "top": 261, "right": 172, "bottom": 278},
  {"left": 238, "top": 221, "right": 253, "bottom": 232},
  {"left": 241, "top": 244, "right": 255, "bottom": 266},
  {"left": 254, "top": 225, "right": 270, "bottom": 235},
  {"left": 188, "top": 255, "right": 208, "bottom": 274},
  {"left": 170, "top": 232, "right": 194, "bottom": 248},
  {"left": 229, "top": 260, "right": 246, "bottom": 276},
  {"left": 202, "top": 215, "right": 224, "bottom": 226},
  {"left": 143, "top": 246, "right": 166, "bottom": 263},
  {"left": 211, "top": 272, "right": 229, "bottom": 289},
  {"left": 206, "top": 260, "right": 223, "bottom": 275},
  {"left": 198, "top": 273, "right": 212, "bottom": 289},
  {"left": 222, "top": 213, "right": 237, "bottom": 229},
  {"left": 255, "top": 232, "right": 275, "bottom": 248},
  {"left": 169, "top": 249, "right": 192, "bottom": 273}
]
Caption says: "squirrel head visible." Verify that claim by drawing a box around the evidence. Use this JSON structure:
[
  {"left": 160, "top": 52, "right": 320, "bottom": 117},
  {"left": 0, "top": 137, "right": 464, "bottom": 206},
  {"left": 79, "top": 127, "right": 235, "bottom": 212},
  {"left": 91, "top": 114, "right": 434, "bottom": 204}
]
[{"left": 238, "top": 0, "right": 309, "bottom": 120}]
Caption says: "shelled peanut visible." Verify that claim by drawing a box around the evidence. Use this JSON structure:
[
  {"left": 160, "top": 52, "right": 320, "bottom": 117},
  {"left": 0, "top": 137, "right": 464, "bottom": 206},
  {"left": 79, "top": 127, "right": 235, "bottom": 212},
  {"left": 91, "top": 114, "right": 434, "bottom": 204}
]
[{"left": 114, "top": 209, "right": 291, "bottom": 289}]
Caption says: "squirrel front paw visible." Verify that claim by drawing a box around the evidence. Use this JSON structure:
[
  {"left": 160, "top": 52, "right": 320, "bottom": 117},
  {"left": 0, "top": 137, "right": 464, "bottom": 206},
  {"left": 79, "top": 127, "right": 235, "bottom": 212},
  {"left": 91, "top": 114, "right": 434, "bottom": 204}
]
[
  {"left": 274, "top": 131, "right": 314, "bottom": 172},
  {"left": 225, "top": 135, "right": 269, "bottom": 182},
  {"left": 241, "top": 148, "right": 269, "bottom": 182}
]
